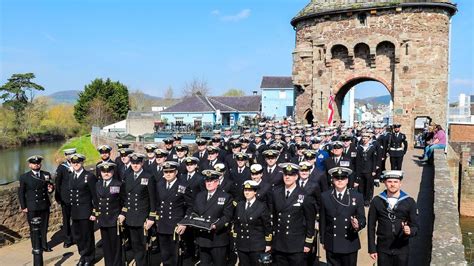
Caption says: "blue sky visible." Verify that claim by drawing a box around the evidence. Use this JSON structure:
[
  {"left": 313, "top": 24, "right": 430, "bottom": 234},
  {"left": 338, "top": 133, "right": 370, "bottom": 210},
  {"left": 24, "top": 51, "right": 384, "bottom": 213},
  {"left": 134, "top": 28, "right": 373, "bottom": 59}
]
[{"left": 1, "top": 0, "right": 473, "bottom": 101}]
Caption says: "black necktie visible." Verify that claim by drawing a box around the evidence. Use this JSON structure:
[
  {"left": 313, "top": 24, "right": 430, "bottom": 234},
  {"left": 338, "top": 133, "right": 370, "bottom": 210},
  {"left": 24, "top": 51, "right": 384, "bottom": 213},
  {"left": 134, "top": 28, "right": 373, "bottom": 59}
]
[
  {"left": 268, "top": 168, "right": 272, "bottom": 174},
  {"left": 337, "top": 192, "right": 342, "bottom": 201},
  {"left": 207, "top": 193, "right": 212, "bottom": 201},
  {"left": 200, "top": 152, "right": 204, "bottom": 158},
  {"left": 286, "top": 190, "right": 290, "bottom": 199},
  {"left": 167, "top": 183, "right": 171, "bottom": 190},
  {"left": 246, "top": 201, "right": 251, "bottom": 210},
  {"left": 36, "top": 172, "right": 40, "bottom": 179},
  {"left": 74, "top": 173, "right": 78, "bottom": 179},
  {"left": 103, "top": 181, "right": 107, "bottom": 187},
  {"left": 134, "top": 173, "right": 138, "bottom": 180},
  {"left": 187, "top": 174, "right": 192, "bottom": 181},
  {"left": 300, "top": 180, "right": 305, "bottom": 188},
  {"left": 239, "top": 168, "right": 242, "bottom": 174}
]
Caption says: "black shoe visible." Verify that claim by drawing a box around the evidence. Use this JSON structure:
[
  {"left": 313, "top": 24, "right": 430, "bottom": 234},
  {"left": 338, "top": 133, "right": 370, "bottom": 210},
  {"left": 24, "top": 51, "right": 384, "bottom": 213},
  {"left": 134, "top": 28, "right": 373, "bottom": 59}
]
[
  {"left": 76, "top": 262, "right": 84, "bottom": 266},
  {"left": 63, "top": 242, "right": 73, "bottom": 248},
  {"left": 43, "top": 246, "right": 53, "bottom": 252},
  {"left": 83, "top": 262, "right": 92, "bottom": 266}
]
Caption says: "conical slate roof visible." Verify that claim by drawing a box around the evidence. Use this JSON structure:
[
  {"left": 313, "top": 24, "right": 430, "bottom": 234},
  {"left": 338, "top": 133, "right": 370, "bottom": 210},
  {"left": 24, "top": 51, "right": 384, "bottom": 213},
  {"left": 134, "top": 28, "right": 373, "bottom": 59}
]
[{"left": 291, "top": 0, "right": 456, "bottom": 26}]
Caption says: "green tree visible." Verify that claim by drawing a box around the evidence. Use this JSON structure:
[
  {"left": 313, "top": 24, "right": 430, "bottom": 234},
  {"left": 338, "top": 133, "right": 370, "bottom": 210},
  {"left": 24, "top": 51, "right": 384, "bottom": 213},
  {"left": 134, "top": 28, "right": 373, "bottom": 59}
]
[
  {"left": 0, "top": 73, "right": 44, "bottom": 133},
  {"left": 74, "top": 78, "right": 130, "bottom": 124},
  {"left": 222, "top": 88, "right": 245, "bottom": 96}
]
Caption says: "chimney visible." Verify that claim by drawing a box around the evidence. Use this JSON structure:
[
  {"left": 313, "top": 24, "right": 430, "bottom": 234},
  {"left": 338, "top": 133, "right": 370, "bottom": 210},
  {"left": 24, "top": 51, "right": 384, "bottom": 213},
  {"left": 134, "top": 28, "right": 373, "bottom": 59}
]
[{"left": 253, "top": 90, "right": 258, "bottom": 95}]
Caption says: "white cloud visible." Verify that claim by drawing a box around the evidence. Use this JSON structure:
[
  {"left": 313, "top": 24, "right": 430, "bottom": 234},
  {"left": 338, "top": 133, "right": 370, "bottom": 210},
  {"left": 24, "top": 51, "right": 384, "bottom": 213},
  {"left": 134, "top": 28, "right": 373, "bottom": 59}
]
[
  {"left": 212, "top": 9, "right": 251, "bottom": 22},
  {"left": 452, "top": 78, "right": 474, "bottom": 87}
]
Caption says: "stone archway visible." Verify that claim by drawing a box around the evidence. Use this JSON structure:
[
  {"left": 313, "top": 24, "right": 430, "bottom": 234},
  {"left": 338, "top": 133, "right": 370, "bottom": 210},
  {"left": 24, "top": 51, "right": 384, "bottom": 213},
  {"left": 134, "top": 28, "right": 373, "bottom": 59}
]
[
  {"left": 291, "top": 0, "right": 457, "bottom": 146},
  {"left": 334, "top": 77, "right": 392, "bottom": 121},
  {"left": 303, "top": 109, "right": 314, "bottom": 125}
]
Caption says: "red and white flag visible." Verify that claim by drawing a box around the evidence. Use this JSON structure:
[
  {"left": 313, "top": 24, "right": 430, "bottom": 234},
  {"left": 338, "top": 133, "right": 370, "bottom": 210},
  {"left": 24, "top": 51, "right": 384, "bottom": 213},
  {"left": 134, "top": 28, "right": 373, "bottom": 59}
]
[{"left": 327, "top": 93, "right": 334, "bottom": 125}]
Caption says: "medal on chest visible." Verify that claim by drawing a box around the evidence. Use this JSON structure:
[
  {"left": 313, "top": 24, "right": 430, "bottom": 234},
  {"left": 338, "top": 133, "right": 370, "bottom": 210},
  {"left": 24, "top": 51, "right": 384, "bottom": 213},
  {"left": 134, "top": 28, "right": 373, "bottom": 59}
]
[
  {"left": 141, "top": 178, "right": 148, "bottom": 185},
  {"left": 110, "top": 186, "right": 120, "bottom": 194},
  {"left": 217, "top": 197, "right": 226, "bottom": 205},
  {"left": 297, "top": 194, "right": 304, "bottom": 203}
]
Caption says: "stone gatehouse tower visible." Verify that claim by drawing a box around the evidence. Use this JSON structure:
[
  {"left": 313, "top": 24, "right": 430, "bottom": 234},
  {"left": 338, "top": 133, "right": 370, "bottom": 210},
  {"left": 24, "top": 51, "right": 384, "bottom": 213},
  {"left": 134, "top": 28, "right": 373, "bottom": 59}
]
[{"left": 291, "top": 0, "right": 456, "bottom": 144}]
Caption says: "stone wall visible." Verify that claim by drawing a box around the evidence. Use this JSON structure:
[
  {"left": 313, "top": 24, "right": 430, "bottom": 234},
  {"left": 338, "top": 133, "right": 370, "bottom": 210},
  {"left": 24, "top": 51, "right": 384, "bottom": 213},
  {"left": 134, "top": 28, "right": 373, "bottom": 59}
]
[
  {"left": 431, "top": 149, "right": 467, "bottom": 265},
  {"left": 292, "top": 3, "right": 455, "bottom": 146},
  {"left": 0, "top": 182, "right": 62, "bottom": 247}
]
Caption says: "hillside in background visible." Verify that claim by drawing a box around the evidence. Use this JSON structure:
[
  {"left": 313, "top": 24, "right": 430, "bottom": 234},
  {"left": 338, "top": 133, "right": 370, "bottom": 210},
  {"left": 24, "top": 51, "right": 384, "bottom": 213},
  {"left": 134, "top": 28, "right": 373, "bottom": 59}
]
[
  {"left": 47, "top": 90, "right": 80, "bottom": 104},
  {"left": 355, "top": 95, "right": 391, "bottom": 105}
]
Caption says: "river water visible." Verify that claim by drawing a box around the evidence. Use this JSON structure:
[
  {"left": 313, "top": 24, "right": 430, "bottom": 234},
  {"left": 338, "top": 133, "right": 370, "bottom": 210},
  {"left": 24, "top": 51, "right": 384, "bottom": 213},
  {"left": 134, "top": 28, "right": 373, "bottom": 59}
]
[
  {"left": 461, "top": 216, "right": 474, "bottom": 263},
  {"left": 0, "top": 141, "right": 65, "bottom": 185}
]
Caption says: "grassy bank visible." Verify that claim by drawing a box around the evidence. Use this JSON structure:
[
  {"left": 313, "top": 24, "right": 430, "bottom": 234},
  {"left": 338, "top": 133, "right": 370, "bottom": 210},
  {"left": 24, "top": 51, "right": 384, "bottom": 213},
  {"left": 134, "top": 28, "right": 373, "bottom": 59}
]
[{"left": 57, "top": 134, "right": 100, "bottom": 166}]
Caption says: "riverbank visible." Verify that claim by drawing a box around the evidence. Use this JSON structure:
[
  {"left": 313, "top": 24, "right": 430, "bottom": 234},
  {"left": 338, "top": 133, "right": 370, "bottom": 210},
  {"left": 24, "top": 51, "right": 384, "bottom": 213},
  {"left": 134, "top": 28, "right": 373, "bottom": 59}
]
[
  {"left": 0, "top": 133, "right": 66, "bottom": 149},
  {"left": 56, "top": 135, "right": 100, "bottom": 165}
]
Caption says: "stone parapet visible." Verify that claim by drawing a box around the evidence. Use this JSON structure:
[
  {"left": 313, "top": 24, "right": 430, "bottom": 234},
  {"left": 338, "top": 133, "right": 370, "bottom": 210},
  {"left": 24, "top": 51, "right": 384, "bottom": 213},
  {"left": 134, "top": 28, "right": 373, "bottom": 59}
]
[
  {"left": 431, "top": 149, "right": 467, "bottom": 265},
  {"left": 0, "top": 182, "right": 62, "bottom": 247}
]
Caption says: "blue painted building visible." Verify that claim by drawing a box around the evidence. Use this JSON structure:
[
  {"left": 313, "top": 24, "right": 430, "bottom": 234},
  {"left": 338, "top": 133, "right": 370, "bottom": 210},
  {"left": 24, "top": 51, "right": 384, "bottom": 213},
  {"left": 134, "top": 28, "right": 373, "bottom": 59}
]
[
  {"left": 260, "top": 76, "right": 295, "bottom": 120},
  {"left": 160, "top": 93, "right": 261, "bottom": 127}
]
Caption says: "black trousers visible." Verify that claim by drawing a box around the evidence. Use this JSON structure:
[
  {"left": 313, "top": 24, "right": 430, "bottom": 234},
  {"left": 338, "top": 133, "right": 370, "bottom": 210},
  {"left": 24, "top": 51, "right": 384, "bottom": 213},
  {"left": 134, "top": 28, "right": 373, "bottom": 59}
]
[
  {"left": 237, "top": 250, "right": 263, "bottom": 266},
  {"left": 199, "top": 246, "right": 228, "bottom": 266},
  {"left": 72, "top": 219, "right": 95, "bottom": 263},
  {"left": 378, "top": 252, "right": 408, "bottom": 266},
  {"left": 358, "top": 172, "right": 374, "bottom": 202},
  {"left": 390, "top": 156, "right": 403, "bottom": 170},
  {"left": 325, "top": 250, "right": 357, "bottom": 266},
  {"left": 61, "top": 203, "right": 73, "bottom": 244},
  {"left": 128, "top": 226, "right": 147, "bottom": 266},
  {"left": 27, "top": 209, "right": 50, "bottom": 249},
  {"left": 181, "top": 229, "right": 197, "bottom": 266},
  {"left": 100, "top": 226, "right": 122, "bottom": 266},
  {"left": 158, "top": 233, "right": 178, "bottom": 266},
  {"left": 273, "top": 250, "right": 304, "bottom": 265}
]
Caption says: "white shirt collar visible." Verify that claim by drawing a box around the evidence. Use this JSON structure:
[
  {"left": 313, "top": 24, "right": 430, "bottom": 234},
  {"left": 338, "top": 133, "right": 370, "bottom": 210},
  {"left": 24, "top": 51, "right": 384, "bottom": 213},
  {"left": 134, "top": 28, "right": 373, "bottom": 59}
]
[
  {"left": 104, "top": 179, "right": 112, "bottom": 187},
  {"left": 246, "top": 197, "right": 256, "bottom": 207},
  {"left": 134, "top": 169, "right": 143, "bottom": 177},
  {"left": 167, "top": 178, "right": 177, "bottom": 188},
  {"left": 285, "top": 185, "right": 297, "bottom": 197},
  {"left": 74, "top": 169, "right": 84, "bottom": 176},
  {"left": 335, "top": 188, "right": 347, "bottom": 197}
]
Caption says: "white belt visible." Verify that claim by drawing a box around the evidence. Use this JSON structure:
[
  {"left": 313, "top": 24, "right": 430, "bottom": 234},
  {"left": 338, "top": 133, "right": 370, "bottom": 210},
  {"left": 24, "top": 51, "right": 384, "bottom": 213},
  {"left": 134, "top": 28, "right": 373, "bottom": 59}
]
[{"left": 390, "top": 147, "right": 404, "bottom": 151}]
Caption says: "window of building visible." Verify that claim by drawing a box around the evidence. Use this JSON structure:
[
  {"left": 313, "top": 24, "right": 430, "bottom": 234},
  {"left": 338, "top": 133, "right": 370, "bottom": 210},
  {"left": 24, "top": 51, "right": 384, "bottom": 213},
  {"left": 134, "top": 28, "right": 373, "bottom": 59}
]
[
  {"left": 357, "top": 13, "right": 367, "bottom": 26},
  {"left": 175, "top": 117, "right": 184, "bottom": 126},
  {"left": 279, "top": 90, "right": 287, "bottom": 99}
]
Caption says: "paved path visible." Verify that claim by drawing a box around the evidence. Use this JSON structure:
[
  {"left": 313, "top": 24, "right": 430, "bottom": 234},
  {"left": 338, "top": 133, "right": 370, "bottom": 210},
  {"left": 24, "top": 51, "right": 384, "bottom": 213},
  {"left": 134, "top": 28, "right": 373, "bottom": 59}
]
[{"left": 0, "top": 149, "right": 432, "bottom": 266}]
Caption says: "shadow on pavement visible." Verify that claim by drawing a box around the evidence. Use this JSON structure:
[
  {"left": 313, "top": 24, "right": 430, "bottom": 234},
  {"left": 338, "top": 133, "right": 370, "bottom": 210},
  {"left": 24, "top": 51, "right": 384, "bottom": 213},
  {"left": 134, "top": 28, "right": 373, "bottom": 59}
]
[{"left": 409, "top": 161, "right": 434, "bottom": 266}]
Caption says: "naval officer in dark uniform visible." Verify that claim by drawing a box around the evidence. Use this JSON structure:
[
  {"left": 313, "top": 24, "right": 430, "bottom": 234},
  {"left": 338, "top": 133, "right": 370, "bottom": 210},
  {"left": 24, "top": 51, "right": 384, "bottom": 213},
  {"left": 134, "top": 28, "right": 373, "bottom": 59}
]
[
  {"left": 54, "top": 148, "right": 76, "bottom": 248},
  {"left": 117, "top": 153, "right": 156, "bottom": 266},
  {"left": 368, "top": 170, "right": 419, "bottom": 266},
  {"left": 233, "top": 180, "right": 272, "bottom": 266},
  {"left": 95, "top": 145, "right": 114, "bottom": 178},
  {"left": 18, "top": 155, "right": 54, "bottom": 252},
  {"left": 155, "top": 161, "right": 193, "bottom": 266},
  {"left": 270, "top": 163, "right": 316, "bottom": 265},
  {"left": 387, "top": 124, "right": 408, "bottom": 170},
  {"left": 191, "top": 169, "right": 234, "bottom": 266},
  {"left": 320, "top": 167, "right": 365, "bottom": 266},
  {"left": 95, "top": 162, "right": 125, "bottom": 266},
  {"left": 69, "top": 154, "right": 98, "bottom": 266}
]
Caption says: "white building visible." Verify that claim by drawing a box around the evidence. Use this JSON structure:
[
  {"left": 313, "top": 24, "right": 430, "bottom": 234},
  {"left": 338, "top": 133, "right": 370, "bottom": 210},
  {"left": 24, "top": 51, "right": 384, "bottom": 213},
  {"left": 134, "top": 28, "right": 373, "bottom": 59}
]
[{"left": 449, "top": 94, "right": 473, "bottom": 123}]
